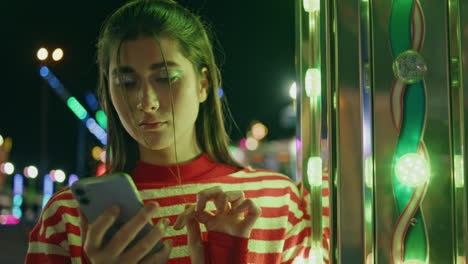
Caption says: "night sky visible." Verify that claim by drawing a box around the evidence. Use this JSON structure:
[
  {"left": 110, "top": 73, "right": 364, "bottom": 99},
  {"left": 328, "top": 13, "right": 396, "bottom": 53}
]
[{"left": 2, "top": 0, "right": 295, "bottom": 177}]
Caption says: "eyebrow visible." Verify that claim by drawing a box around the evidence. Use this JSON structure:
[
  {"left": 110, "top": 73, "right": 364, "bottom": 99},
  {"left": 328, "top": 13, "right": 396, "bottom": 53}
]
[{"left": 112, "top": 61, "right": 181, "bottom": 75}]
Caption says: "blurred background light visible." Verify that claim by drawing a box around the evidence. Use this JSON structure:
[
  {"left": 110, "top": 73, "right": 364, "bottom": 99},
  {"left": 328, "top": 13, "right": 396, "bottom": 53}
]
[
  {"left": 95, "top": 110, "right": 108, "bottom": 130},
  {"left": 39, "top": 66, "right": 50, "bottom": 77},
  {"left": 37, "top": 47, "right": 48, "bottom": 61},
  {"left": 68, "top": 174, "right": 79, "bottom": 187},
  {"left": 23, "top": 166, "right": 38, "bottom": 179},
  {"left": 289, "top": 82, "right": 297, "bottom": 100},
  {"left": 54, "top": 169, "right": 66, "bottom": 183},
  {"left": 67, "top": 97, "right": 88, "bottom": 120},
  {"left": 91, "top": 146, "right": 102, "bottom": 161},
  {"left": 52, "top": 48, "right": 64, "bottom": 61},
  {"left": 0, "top": 134, "right": 3, "bottom": 146},
  {"left": 1, "top": 162, "right": 15, "bottom": 175},
  {"left": 218, "top": 87, "right": 224, "bottom": 98},
  {"left": 245, "top": 137, "right": 259, "bottom": 151},
  {"left": 252, "top": 122, "right": 268, "bottom": 140}
]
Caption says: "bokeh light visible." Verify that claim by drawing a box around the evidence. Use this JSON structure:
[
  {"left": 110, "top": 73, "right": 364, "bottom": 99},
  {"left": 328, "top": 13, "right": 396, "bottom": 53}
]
[
  {"left": 0, "top": 134, "right": 3, "bottom": 146},
  {"left": 395, "top": 153, "right": 430, "bottom": 187},
  {"left": 218, "top": 87, "right": 224, "bottom": 98},
  {"left": 96, "top": 163, "right": 106, "bottom": 177},
  {"left": 3, "top": 137, "right": 12, "bottom": 153},
  {"left": 23, "top": 166, "right": 38, "bottom": 179},
  {"left": 40, "top": 66, "right": 49, "bottom": 77},
  {"left": 67, "top": 97, "right": 88, "bottom": 120},
  {"left": 245, "top": 137, "right": 259, "bottom": 151},
  {"left": 54, "top": 169, "right": 66, "bottom": 183},
  {"left": 2, "top": 162, "right": 15, "bottom": 175},
  {"left": 252, "top": 122, "right": 268, "bottom": 141},
  {"left": 37, "top": 48, "right": 48, "bottom": 61},
  {"left": 68, "top": 174, "right": 79, "bottom": 187},
  {"left": 52, "top": 48, "right": 64, "bottom": 61},
  {"left": 91, "top": 146, "right": 102, "bottom": 161},
  {"left": 239, "top": 138, "right": 247, "bottom": 150},
  {"left": 289, "top": 82, "right": 297, "bottom": 100},
  {"left": 100, "top": 149, "right": 106, "bottom": 163}
]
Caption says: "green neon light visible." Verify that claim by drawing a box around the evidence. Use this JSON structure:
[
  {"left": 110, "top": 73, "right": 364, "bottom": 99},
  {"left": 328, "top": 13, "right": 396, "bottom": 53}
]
[
  {"left": 67, "top": 97, "right": 88, "bottom": 120},
  {"left": 303, "top": 0, "right": 320, "bottom": 12},
  {"left": 305, "top": 68, "right": 321, "bottom": 97},
  {"left": 95, "top": 110, "right": 108, "bottom": 130},
  {"left": 307, "top": 157, "right": 322, "bottom": 186},
  {"left": 395, "top": 154, "right": 430, "bottom": 187}
]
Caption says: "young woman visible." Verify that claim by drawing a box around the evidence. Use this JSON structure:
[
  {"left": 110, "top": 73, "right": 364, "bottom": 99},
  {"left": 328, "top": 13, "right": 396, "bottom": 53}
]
[{"left": 25, "top": 0, "right": 312, "bottom": 263}]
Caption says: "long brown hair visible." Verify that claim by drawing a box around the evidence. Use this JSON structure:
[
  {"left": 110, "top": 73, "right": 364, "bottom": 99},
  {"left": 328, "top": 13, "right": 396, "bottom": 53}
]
[{"left": 96, "top": 0, "right": 243, "bottom": 174}]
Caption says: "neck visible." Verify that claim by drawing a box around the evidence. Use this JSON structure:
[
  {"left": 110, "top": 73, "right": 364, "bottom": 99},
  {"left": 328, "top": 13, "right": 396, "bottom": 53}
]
[{"left": 138, "top": 143, "right": 203, "bottom": 165}]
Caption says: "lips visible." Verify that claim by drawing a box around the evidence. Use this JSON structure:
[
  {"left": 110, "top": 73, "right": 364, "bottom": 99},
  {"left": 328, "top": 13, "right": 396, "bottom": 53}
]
[{"left": 139, "top": 120, "right": 168, "bottom": 130}]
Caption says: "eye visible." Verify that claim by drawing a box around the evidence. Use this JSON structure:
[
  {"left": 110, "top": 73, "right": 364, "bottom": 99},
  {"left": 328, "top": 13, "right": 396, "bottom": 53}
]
[
  {"left": 152, "top": 70, "right": 184, "bottom": 83},
  {"left": 113, "top": 75, "right": 138, "bottom": 89}
]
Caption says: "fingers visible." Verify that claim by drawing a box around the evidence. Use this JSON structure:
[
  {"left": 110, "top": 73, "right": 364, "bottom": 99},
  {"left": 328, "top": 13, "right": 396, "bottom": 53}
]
[
  {"left": 85, "top": 205, "right": 120, "bottom": 253},
  {"left": 104, "top": 202, "right": 159, "bottom": 256},
  {"left": 173, "top": 204, "right": 195, "bottom": 230},
  {"left": 224, "top": 191, "right": 245, "bottom": 210},
  {"left": 196, "top": 186, "right": 223, "bottom": 212},
  {"left": 120, "top": 218, "right": 170, "bottom": 263},
  {"left": 140, "top": 239, "right": 173, "bottom": 264},
  {"left": 232, "top": 199, "right": 261, "bottom": 231}
]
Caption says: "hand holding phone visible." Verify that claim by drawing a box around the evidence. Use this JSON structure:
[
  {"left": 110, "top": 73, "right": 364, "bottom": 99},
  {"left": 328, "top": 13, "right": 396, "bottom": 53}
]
[{"left": 71, "top": 173, "right": 172, "bottom": 263}]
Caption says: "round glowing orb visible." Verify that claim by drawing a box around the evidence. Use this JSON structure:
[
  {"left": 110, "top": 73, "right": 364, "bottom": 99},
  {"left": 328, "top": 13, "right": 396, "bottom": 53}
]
[
  {"left": 40, "top": 66, "right": 49, "bottom": 77},
  {"left": 403, "top": 260, "right": 426, "bottom": 264},
  {"left": 395, "top": 154, "right": 430, "bottom": 187},
  {"left": 2, "top": 162, "right": 15, "bottom": 175},
  {"left": 0, "top": 134, "right": 3, "bottom": 146},
  {"left": 289, "top": 82, "right": 297, "bottom": 100},
  {"left": 305, "top": 68, "right": 321, "bottom": 97},
  {"left": 23, "top": 166, "right": 38, "bottom": 179},
  {"left": 12, "top": 207, "right": 22, "bottom": 219},
  {"left": 52, "top": 48, "right": 64, "bottom": 61},
  {"left": 53, "top": 170, "right": 66, "bottom": 183},
  {"left": 245, "top": 137, "right": 259, "bottom": 151},
  {"left": 92, "top": 146, "right": 102, "bottom": 161},
  {"left": 37, "top": 48, "right": 48, "bottom": 61},
  {"left": 252, "top": 122, "right": 268, "bottom": 140}
]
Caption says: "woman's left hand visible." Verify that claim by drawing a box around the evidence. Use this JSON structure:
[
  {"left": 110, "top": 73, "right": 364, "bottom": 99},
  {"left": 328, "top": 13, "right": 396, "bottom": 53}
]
[{"left": 173, "top": 186, "right": 261, "bottom": 263}]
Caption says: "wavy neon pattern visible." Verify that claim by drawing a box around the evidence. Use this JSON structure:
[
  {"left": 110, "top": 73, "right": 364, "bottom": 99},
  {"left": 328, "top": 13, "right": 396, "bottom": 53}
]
[{"left": 389, "top": 0, "right": 429, "bottom": 263}]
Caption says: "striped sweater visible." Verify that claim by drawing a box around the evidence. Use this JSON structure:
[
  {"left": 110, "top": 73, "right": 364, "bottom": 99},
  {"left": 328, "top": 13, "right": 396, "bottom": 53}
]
[{"left": 26, "top": 153, "right": 312, "bottom": 263}]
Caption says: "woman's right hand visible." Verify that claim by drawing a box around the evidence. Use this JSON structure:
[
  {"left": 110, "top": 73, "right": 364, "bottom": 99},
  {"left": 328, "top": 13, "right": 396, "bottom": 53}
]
[{"left": 79, "top": 202, "right": 173, "bottom": 264}]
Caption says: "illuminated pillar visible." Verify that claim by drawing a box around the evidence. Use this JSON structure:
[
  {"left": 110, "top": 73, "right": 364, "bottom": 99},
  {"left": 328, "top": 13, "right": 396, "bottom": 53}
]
[{"left": 296, "top": 0, "right": 468, "bottom": 263}]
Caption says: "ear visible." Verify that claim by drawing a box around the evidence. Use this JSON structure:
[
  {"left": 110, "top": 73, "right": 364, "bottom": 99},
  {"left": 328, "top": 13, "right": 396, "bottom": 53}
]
[{"left": 198, "top": 67, "right": 209, "bottom": 103}]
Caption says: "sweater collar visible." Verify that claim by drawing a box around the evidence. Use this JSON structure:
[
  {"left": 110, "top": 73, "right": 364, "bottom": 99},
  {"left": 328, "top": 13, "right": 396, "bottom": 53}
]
[{"left": 131, "top": 153, "right": 219, "bottom": 184}]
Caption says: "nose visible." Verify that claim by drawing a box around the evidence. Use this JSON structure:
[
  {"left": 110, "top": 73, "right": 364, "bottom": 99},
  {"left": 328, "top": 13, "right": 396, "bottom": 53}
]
[{"left": 137, "top": 81, "right": 159, "bottom": 112}]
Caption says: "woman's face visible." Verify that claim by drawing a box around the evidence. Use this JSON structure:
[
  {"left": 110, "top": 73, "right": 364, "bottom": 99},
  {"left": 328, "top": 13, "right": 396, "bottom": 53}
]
[{"left": 108, "top": 36, "right": 208, "bottom": 158}]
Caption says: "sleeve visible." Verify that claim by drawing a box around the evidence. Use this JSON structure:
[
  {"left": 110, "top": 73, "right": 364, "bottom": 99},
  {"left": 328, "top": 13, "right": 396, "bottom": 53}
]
[
  {"left": 25, "top": 188, "right": 83, "bottom": 264},
  {"left": 280, "top": 179, "right": 313, "bottom": 264},
  {"left": 203, "top": 231, "right": 249, "bottom": 264}
]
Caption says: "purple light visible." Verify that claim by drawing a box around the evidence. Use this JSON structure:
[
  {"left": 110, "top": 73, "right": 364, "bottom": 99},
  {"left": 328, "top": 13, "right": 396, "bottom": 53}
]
[
  {"left": 68, "top": 174, "right": 79, "bottom": 187},
  {"left": 13, "top": 174, "right": 24, "bottom": 196}
]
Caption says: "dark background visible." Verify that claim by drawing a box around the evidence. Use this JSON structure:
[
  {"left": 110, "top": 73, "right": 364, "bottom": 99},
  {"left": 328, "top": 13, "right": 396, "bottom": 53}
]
[{"left": 1, "top": 0, "right": 295, "bottom": 177}]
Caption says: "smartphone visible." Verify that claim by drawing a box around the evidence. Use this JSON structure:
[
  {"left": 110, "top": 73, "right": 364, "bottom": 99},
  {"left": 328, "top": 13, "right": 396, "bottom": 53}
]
[{"left": 71, "top": 172, "right": 165, "bottom": 255}]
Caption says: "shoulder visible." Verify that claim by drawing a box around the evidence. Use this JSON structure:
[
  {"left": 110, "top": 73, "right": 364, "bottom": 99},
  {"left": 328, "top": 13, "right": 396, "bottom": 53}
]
[{"left": 39, "top": 187, "right": 80, "bottom": 221}]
